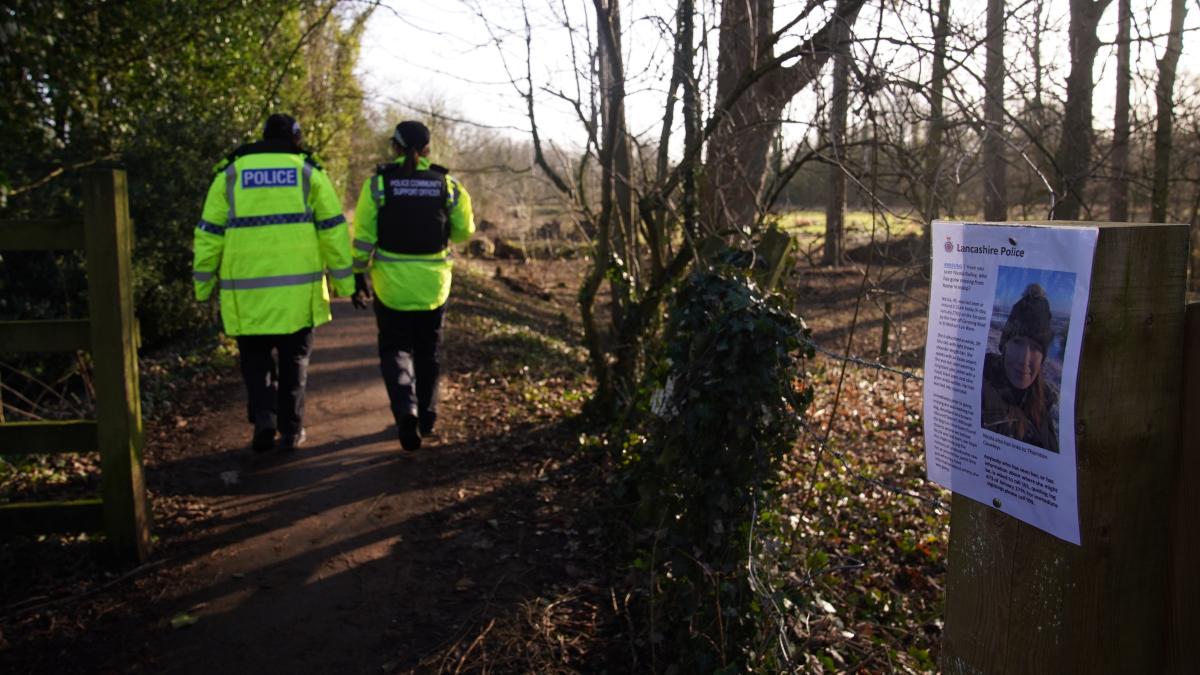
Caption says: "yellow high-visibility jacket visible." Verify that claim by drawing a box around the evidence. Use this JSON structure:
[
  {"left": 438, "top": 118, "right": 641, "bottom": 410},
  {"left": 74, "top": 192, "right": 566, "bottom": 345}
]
[
  {"left": 193, "top": 143, "right": 354, "bottom": 335},
  {"left": 352, "top": 156, "right": 474, "bottom": 311}
]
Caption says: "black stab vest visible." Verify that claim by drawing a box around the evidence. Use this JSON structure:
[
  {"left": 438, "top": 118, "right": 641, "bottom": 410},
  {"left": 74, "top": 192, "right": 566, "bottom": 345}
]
[{"left": 375, "top": 163, "right": 450, "bottom": 255}]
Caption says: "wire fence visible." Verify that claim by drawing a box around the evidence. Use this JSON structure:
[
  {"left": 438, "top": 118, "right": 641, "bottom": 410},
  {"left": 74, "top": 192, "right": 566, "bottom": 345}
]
[
  {"left": 802, "top": 337, "right": 923, "bottom": 382},
  {"left": 755, "top": 334, "right": 943, "bottom": 673},
  {"left": 799, "top": 335, "right": 944, "bottom": 508}
]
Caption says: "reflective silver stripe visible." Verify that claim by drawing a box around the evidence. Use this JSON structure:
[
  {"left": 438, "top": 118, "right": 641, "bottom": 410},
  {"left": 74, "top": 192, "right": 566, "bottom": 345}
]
[
  {"left": 193, "top": 270, "right": 215, "bottom": 282},
  {"left": 302, "top": 162, "right": 314, "bottom": 221},
  {"left": 328, "top": 266, "right": 353, "bottom": 279},
  {"left": 373, "top": 250, "right": 449, "bottom": 263},
  {"left": 370, "top": 174, "right": 383, "bottom": 210},
  {"left": 219, "top": 272, "right": 323, "bottom": 291},
  {"left": 353, "top": 260, "right": 369, "bottom": 271},
  {"left": 315, "top": 214, "right": 346, "bottom": 230},
  {"left": 353, "top": 238, "right": 375, "bottom": 253},
  {"left": 224, "top": 163, "right": 238, "bottom": 221}
]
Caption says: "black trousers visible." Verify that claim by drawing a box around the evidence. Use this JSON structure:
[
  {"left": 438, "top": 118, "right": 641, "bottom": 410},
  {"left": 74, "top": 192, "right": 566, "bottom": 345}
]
[
  {"left": 373, "top": 299, "right": 445, "bottom": 429},
  {"left": 236, "top": 328, "right": 314, "bottom": 435}
]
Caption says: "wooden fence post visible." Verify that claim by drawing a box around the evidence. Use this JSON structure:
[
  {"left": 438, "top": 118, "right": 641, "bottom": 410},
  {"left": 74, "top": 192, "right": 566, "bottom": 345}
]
[
  {"left": 82, "top": 169, "right": 150, "bottom": 563},
  {"left": 1169, "top": 301, "right": 1199, "bottom": 672},
  {"left": 941, "top": 222, "right": 1189, "bottom": 674},
  {"left": 755, "top": 226, "right": 794, "bottom": 291}
]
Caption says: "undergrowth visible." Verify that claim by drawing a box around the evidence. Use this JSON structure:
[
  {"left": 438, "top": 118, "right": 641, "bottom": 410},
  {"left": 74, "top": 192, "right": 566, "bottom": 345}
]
[
  {"left": 615, "top": 250, "right": 814, "bottom": 672},
  {"left": 601, "top": 249, "right": 947, "bottom": 674},
  {"left": 0, "top": 338, "right": 237, "bottom": 504}
]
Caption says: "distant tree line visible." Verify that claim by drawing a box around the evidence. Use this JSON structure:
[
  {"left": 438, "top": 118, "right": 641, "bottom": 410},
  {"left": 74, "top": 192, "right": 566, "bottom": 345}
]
[{"left": 791, "top": 0, "right": 1198, "bottom": 261}]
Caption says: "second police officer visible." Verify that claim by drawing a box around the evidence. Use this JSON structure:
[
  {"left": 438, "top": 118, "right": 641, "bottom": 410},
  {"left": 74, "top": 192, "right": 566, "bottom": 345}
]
[{"left": 352, "top": 121, "right": 475, "bottom": 450}]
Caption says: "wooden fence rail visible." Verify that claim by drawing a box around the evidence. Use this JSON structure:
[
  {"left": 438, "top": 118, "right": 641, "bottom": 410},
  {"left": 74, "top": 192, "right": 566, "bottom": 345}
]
[{"left": 0, "top": 169, "right": 149, "bottom": 563}]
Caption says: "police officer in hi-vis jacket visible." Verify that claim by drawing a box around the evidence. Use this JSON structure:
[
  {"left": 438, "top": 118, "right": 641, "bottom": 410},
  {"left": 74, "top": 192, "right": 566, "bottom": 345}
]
[
  {"left": 193, "top": 114, "right": 354, "bottom": 452},
  {"left": 351, "top": 120, "right": 475, "bottom": 451}
]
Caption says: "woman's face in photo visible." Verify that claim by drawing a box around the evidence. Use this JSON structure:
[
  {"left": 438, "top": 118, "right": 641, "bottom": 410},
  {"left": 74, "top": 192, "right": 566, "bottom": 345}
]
[{"left": 1003, "top": 336, "right": 1044, "bottom": 390}]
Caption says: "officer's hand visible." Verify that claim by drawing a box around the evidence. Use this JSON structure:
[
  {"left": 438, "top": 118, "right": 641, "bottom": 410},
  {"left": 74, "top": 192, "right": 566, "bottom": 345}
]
[{"left": 351, "top": 273, "right": 372, "bottom": 310}]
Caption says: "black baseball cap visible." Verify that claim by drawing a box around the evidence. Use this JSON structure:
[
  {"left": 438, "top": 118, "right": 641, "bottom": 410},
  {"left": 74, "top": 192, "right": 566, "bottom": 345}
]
[
  {"left": 263, "top": 114, "right": 302, "bottom": 142},
  {"left": 393, "top": 121, "right": 430, "bottom": 150}
]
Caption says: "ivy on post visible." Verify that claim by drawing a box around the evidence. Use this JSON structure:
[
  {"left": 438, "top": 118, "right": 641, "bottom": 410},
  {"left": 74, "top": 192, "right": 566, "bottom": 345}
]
[
  {"left": 82, "top": 168, "right": 150, "bottom": 563},
  {"left": 630, "top": 249, "right": 814, "bottom": 670}
]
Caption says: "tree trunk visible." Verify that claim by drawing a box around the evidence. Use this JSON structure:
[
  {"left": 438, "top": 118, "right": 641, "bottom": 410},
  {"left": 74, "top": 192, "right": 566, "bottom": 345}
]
[
  {"left": 588, "top": 0, "right": 641, "bottom": 403},
  {"left": 823, "top": 20, "right": 851, "bottom": 267},
  {"left": 1051, "top": 0, "right": 1112, "bottom": 220},
  {"left": 1032, "top": 0, "right": 1046, "bottom": 123},
  {"left": 1151, "top": 0, "right": 1187, "bottom": 223},
  {"left": 1108, "top": 0, "right": 1131, "bottom": 222},
  {"left": 680, "top": 0, "right": 698, "bottom": 240},
  {"left": 596, "top": 0, "right": 633, "bottom": 327},
  {"left": 701, "top": 0, "right": 865, "bottom": 240},
  {"left": 922, "top": 0, "right": 951, "bottom": 233},
  {"left": 702, "top": 0, "right": 775, "bottom": 238},
  {"left": 982, "top": 0, "right": 1007, "bottom": 221}
]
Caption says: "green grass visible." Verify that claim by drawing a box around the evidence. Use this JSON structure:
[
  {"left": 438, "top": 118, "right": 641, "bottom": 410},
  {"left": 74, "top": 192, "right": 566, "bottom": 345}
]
[{"left": 770, "top": 210, "right": 923, "bottom": 239}]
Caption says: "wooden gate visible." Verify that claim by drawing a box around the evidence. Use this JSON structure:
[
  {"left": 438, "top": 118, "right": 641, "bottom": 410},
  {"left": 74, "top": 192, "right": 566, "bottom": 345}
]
[{"left": 0, "top": 169, "right": 150, "bottom": 563}]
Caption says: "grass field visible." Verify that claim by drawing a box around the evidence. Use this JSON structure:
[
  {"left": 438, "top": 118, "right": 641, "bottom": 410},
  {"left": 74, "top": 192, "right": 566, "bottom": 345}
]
[{"left": 772, "top": 209, "right": 924, "bottom": 239}]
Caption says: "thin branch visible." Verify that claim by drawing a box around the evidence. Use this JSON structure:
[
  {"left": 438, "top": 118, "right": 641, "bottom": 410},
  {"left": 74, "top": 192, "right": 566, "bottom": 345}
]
[{"left": 3, "top": 156, "right": 119, "bottom": 196}]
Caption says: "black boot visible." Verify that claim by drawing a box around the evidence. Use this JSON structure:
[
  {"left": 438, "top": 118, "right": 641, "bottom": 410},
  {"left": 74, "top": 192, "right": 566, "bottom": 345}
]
[
  {"left": 418, "top": 410, "right": 437, "bottom": 437},
  {"left": 252, "top": 427, "right": 276, "bottom": 452},
  {"left": 279, "top": 428, "right": 306, "bottom": 451},
  {"left": 398, "top": 409, "right": 421, "bottom": 451}
]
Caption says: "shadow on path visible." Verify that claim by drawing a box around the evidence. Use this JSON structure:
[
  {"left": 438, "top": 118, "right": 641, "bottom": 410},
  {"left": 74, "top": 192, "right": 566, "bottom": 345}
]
[{"left": 1, "top": 275, "right": 611, "bottom": 674}]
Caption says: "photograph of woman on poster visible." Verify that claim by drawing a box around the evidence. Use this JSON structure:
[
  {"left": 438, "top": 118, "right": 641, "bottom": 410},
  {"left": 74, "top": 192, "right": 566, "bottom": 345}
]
[{"left": 980, "top": 271, "right": 1074, "bottom": 453}]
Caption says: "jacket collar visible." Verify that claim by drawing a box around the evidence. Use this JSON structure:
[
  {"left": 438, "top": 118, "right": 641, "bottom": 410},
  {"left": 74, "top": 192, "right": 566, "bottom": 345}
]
[{"left": 394, "top": 155, "right": 432, "bottom": 171}]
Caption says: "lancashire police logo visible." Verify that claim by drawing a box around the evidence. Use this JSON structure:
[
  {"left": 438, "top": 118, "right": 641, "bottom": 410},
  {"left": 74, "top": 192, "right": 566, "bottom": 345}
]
[
  {"left": 944, "top": 236, "right": 953, "bottom": 253},
  {"left": 242, "top": 168, "right": 298, "bottom": 189}
]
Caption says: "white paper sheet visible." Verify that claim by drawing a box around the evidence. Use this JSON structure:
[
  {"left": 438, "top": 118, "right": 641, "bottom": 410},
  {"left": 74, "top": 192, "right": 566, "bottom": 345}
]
[{"left": 923, "top": 220, "right": 1098, "bottom": 544}]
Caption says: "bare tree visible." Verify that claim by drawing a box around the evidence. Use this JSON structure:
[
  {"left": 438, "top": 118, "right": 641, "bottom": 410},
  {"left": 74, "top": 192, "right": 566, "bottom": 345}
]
[
  {"left": 922, "top": 0, "right": 952, "bottom": 234},
  {"left": 594, "top": 0, "right": 635, "bottom": 341},
  {"left": 983, "top": 0, "right": 1007, "bottom": 220},
  {"left": 824, "top": 15, "right": 853, "bottom": 266},
  {"left": 702, "top": 0, "right": 866, "bottom": 237},
  {"left": 572, "top": 0, "right": 867, "bottom": 404},
  {"left": 1109, "top": 0, "right": 1131, "bottom": 221},
  {"left": 1151, "top": 0, "right": 1188, "bottom": 223},
  {"left": 1051, "top": 0, "right": 1113, "bottom": 220}
]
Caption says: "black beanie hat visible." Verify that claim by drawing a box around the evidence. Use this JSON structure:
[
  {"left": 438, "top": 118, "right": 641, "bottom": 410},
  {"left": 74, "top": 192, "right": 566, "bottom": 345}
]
[
  {"left": 263, "top": 114, "right": 302, "bottom": 142},
  {"left": 1001, "top": 284, "right": 1053, "bottom": 353},
  {"left": 393, "top": 120, "right": 431, "bottom": 150}
]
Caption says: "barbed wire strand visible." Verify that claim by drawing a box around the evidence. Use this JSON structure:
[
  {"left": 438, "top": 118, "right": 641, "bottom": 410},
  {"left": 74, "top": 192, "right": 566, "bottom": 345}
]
[
  {"left": 802, "top": 337, "right": 924, "bottom": 381},
  {"left": 799, "top": 335, "right": 943, "bottom": 508}
]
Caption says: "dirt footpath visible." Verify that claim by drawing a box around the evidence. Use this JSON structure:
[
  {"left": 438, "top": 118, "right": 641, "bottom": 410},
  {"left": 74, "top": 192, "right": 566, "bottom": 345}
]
[
  {"left": 156, "top": 299, "right": 471, "bottom": 672},
  {"left": 1, "top": 262, "right": 613, "bottom": 674}
]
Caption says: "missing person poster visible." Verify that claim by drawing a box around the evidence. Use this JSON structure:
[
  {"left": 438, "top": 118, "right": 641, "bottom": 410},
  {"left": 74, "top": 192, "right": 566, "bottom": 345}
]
[{"left": 923, "top": 220, "right": 1097, "bottom": 544}]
